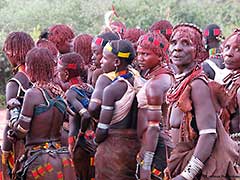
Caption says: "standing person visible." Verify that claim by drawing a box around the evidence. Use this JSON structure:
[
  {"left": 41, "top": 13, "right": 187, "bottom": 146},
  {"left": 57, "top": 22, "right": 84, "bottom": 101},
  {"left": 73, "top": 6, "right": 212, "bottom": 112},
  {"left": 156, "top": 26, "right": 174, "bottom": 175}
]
[
  {"left": 7, "top": 47, "right": 76, "bottom": 180},
  {"left": 202, "top": 24, "right": 230, "bottom": 83},
  {"left": 136, "top": 32, "right": 174, "bottom": 180},
  {"left": 166, "top": 23, "right": 238, "bottom": 180},
  {"left": 57, "top": 52, "right": 95, "bottom": 180},
  {"left": 221, "top": 29, "right": 240, "bottom": 139},
  {"left": 94, "top": 40, "right": 140, "bottom": 180},
  {"left": 88, "top": 32, "right": 119, "bottom": 87},
  {"left": 2, "top": 31, "right": 34, "bottom": 180}
]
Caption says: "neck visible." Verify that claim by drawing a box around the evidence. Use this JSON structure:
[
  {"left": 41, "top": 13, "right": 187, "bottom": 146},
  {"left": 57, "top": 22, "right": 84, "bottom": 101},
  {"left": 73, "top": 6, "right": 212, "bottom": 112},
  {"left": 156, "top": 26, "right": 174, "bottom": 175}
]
[
  {"left": 69, "top": 77, "right": 82, "bottom": 86},
  {"left": 176, "top": 62, "right": 196, "bottom": 75}
]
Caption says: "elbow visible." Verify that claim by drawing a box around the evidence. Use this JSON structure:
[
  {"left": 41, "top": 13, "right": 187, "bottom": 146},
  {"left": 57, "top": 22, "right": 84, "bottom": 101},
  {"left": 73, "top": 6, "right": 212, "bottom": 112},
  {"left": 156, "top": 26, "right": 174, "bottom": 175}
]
[{"left": 88, "top": 104, "right": 100, "bottom": 119}]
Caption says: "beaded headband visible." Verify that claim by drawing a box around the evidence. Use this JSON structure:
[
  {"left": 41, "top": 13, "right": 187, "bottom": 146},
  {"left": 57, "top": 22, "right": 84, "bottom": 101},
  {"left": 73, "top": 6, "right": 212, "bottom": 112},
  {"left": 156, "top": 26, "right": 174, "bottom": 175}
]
[
  {"left": 173, "top": 23, "right": 203, "bottom": 37},
  {"left": 105, "top": 43, "right": 130, "bottom": 58}
]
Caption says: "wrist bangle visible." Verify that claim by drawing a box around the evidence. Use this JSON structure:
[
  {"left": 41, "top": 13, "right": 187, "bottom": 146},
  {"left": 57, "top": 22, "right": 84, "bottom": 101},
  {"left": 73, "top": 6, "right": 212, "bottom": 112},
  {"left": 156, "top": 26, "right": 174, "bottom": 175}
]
[
  {"left": 78, "top": 108, "right": 88, "bottom": 116},
  {"left": 93, "top": 137, "right": 98, "bottom": 146},
  {"left": 181, "top": 156, "right": 204, "bottom": 180}
]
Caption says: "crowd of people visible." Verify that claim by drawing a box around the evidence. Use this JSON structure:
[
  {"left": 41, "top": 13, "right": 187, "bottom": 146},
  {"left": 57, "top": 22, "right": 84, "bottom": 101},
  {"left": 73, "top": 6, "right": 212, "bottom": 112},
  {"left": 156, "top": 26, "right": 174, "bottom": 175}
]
[{"left": 0, "top": 10, "right": 239, "bottom": 180}]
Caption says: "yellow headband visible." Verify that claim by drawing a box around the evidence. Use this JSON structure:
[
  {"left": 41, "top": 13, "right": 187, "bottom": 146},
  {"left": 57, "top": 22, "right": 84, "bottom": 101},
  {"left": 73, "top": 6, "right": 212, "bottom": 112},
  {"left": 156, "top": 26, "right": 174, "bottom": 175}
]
[{"left": 105, "top": 43, "right": 130, "bottom": 58}]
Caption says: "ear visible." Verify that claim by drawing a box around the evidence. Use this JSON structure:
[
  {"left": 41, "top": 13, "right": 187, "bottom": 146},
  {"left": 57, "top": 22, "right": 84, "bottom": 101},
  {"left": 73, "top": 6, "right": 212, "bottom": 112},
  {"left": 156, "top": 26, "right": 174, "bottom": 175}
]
[
  {"left": 114, "top": 58, "right": 121, "bottom": 67},
  {"left": 64, "top": 70, "right": 69, "bottom": 80}
]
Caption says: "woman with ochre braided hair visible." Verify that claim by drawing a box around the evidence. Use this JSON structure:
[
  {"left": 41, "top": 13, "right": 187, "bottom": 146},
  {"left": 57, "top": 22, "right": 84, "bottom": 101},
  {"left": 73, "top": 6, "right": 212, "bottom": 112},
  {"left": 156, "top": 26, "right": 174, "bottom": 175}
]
[
  {"left": 57, "top": 52, "right": 95, "bottom": 180},
  {"left": 165, "top": 23, "right": 238, "bottom": 180},
  {"left": 135, "top": 32, "right": 174, "bottom": 180},
  {"left": 94, "top": 40, "right": 140, "bottom": 180},
  {"left": 7, "top": 47, "right": 76, "bottom": 180},
  {"left": 2, "top": 31, "right": 34, "bottom": 180}
]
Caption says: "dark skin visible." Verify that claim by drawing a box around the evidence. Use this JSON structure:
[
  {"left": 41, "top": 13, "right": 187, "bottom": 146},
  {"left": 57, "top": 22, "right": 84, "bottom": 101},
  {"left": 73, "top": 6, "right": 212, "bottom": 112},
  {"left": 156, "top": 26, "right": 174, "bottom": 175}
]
[
  {"left": 94, "top": 47, "right": 133, "bottom": 143},
  {"left": 168, "top": 30, "right": 217, "bottom": 180},
  {"left": 13, "top": 85, "right": 65, "bottom": 143},
  {"left": 137, "top": 46, "right": 173, "bottom": 180},
  {"left": 57, "top": 65, "right": 91, "bottom": 155},
  {"left": 88, "top": 42, "right": 104, "bottom": 86},
  {"left": 88, "top": 47, "right": 116, "bottom": 120},
  {"left": 222, "top": 34, "right": 240, "bottom": 133}
]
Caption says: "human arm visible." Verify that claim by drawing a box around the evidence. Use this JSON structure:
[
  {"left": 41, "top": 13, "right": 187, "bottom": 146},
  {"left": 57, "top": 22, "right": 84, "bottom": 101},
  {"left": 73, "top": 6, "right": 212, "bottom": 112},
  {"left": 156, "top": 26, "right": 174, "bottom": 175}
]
[
  {"left": 139, "top": 76, "right": 172, "bottom": 180},
  {"left": 8, "top": 89, "right": 36, "bottom": 140},
  {"left": 178, "top": 79, "right": 217, "bottom": 180},
  {"left": 88, "top": 74, "right": 112, "bottom": 119}
]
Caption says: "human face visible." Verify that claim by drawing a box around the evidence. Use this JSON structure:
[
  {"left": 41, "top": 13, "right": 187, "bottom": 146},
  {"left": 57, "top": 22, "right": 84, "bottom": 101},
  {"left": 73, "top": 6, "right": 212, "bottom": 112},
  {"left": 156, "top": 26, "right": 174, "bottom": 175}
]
[
  {"left": 57, "top": 64, "right": 68, "bottom": 82},
  {"left": 137, "top": 46, "right": 161, "bottom": 71},
  {"left": 91, "top": 42, "right": 103, "bottom": 67},
  {"left": 100, "top": 47, "right": 116, "bottom": 73},
  {"left": 223, "top": 34, "right": 240, "bottom": 70},
  {"left": 169, "top": 31, "right": 197, "bottom": 69}
]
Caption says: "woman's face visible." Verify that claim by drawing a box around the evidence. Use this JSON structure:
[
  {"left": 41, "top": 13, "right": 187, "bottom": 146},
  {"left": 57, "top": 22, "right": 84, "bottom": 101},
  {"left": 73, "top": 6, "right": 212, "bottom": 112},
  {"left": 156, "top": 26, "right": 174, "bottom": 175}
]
[
  {"left": 136, "top": 46, "right": 161, "bottom": 71},
  {"left": 100, "top": 47, "right": 116, "bottom": 73},
  {"left": 169, "top": 31, "right": 197, "bottom": 68},
  {"left": 91, "top": 42, "right": 103, "bottom": 68},
  {"left": 223, "top": 34, "right": 240, "bottom": 70}
]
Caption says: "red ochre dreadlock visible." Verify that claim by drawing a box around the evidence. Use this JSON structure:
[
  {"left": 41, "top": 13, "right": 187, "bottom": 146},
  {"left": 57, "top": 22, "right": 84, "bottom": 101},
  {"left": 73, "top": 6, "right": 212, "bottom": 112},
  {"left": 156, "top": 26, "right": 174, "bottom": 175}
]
[
  {"left": 73, "top": 34, "right": 93, "bottom": 66},
  {"left": 138, "top": 32, "right": 169, "bottom": 63},
  {"left": 171, "top": 23, "right": 207, "bottom": 62},
  {"left": 26, "top": 47, "right": 55, "bottom": 83},
  {"left": 3, "top": 31, "right": 34, "bottom": 67},
  {"left": 58, "top": 52, "right": 85, "bottom": 79},
  {"left": 149, "top": 20, "right": 173, "bottom": 41},
  {"left": 124, "top": 28, "right": 145, "bottom": 44},
  {"left": 48, "top": 24, "right": 74, "bottom": 53},
  {"left": 36, "top": 39, "right": 59, "bottom": 59}
]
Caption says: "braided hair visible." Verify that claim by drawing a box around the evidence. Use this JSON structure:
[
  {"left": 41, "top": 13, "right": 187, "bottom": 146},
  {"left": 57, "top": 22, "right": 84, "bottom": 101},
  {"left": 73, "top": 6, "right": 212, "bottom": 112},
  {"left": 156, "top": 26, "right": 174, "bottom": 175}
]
[
  {"left": 26, "top": 47, "right": 55, "bottom": 83},
  {"left": 149, "top": 20, "right": 173, "bottom": 41},
  {"left": 58, "top": 52, "right": 85, "bottom": 79},
  {"left": 222, "top": 28, "right": 240, "bottom": 48},
  {"left": 48, "top": 24, "right": 74, "bottom": 54},
  {"left": 73, "top": 34, "right": 93, "bottom": 65},
  {"left": 36, "top": 39, "right": 59, "bottom": 59},
  {"left": 3, "top": 31, "right": 34, "bottom": 67}
]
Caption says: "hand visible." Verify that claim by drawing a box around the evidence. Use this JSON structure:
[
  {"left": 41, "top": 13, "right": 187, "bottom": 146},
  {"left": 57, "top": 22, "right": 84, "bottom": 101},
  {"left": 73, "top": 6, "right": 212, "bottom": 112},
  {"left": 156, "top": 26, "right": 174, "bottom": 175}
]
[
  {"left": 7, "top": 98, "right": 21, "bottom": 109},
  {"left": 140, "top": 167, "right": 151, "bottom": 180},
  {"left": 172, "top": 175, "right": 187, "bottom": 180},
  {"left": 7, "top": 130, "right": 17, "bottom": 143}
]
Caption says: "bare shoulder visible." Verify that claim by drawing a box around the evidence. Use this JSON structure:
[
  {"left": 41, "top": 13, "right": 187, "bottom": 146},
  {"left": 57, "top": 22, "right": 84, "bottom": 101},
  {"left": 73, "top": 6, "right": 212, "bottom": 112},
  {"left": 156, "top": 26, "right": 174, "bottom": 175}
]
[{"left": 148, "top": 73, "right": 173, "bottom": 92}]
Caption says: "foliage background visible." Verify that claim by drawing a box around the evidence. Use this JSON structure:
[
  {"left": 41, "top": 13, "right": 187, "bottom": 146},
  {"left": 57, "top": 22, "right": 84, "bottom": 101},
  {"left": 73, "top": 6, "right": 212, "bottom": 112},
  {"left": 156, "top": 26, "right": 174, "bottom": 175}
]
[{"left": 0, "top": 0, "right": 239, "bottom": 107}]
